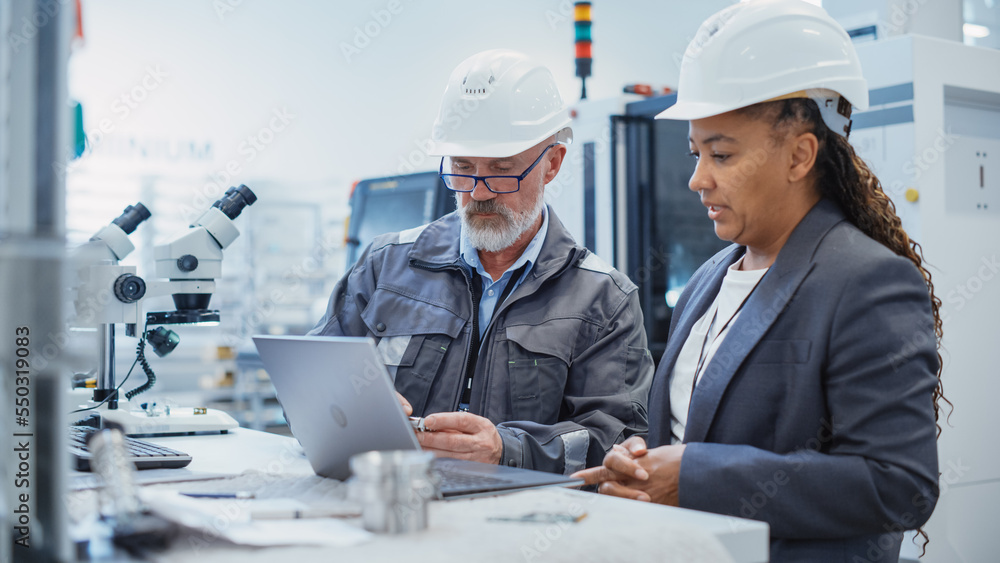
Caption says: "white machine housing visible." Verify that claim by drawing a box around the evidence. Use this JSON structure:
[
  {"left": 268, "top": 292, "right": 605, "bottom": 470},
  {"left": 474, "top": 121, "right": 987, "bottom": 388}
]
[{"left": 853, "top": 35, "right": 1000, "bottom": 563}]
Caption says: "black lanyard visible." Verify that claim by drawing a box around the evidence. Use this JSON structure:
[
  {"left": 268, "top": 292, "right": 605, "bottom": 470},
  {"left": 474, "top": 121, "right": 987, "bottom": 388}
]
[
  {"left": 460, "top": 263, "right": 529, "bottom": 409},
  {"left": 689, "top": 272, "right": 766, "bottom": 405}
]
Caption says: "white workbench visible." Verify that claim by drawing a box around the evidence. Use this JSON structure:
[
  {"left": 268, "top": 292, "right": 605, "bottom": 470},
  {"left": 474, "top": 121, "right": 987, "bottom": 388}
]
[{"left": 104, "top": 429, "right": 770, "bottom": 562}]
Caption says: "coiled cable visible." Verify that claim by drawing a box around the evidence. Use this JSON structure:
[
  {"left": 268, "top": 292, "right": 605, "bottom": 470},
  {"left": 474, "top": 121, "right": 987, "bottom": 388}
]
[{"left": 124, "top": 337, "right": 156, "bottom": 400}]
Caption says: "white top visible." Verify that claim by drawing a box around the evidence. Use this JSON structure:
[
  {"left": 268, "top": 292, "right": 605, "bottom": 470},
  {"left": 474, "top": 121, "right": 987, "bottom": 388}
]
[{"left": 669, "top": 256, "right": 768, "bottom": 444}]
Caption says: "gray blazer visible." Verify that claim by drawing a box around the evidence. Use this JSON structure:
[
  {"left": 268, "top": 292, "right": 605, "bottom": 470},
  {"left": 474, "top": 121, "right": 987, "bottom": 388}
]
[{"left": 647, "top": 199, "right": 940, "bottom": 562}]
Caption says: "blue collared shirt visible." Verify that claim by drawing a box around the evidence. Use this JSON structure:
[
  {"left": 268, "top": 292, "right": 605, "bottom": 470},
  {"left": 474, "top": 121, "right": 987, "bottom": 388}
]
[{"left": 459, "top": 205, "right": 549, "bottom": 340}]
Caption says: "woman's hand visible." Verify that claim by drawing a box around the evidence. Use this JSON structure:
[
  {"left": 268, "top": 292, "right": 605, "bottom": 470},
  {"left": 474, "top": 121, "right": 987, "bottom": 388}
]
[{"left": 572, "top": 437, "right": 685, "bottom": 506}]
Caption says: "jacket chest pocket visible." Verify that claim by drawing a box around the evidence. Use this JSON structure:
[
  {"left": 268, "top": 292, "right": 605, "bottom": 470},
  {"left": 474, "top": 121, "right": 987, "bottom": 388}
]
[
  {"left": 504, "top": 322, "right": 576, "bottom": 423},
  {"left": 380, "top": 334, "right": 451, "bottom": 415},
  {"left": 750, "top": 339, "right": 811, "bottom": 365},
  {"left": 362, "top": 289, "right": 466, "bottom": 415}
]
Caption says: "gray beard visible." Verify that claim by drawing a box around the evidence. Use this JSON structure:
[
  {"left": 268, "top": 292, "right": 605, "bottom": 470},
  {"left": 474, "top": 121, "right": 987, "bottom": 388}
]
[{"left": 459, "top": 191, "right": 545, "bottom": 253}]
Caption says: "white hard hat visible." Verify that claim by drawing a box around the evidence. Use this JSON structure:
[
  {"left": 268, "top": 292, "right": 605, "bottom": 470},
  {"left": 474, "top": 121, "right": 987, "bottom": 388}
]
[
  {"left": 656, "top": 0, "right": 869, "bottom": 137},
  {"left": 429, "top": 49, "right": 573, "bottom": 158}
]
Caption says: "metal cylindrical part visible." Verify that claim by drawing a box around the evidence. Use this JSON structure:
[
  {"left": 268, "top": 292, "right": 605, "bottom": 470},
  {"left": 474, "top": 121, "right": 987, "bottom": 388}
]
[
  {"left": 96, "top": 324, "right": 117, "bottom": 409},
  {"left": 349, "top": 450, "right": 438, "bottom": 534},
  {"left": 88, "top": 429, "right": 142, "bottom": 520}
]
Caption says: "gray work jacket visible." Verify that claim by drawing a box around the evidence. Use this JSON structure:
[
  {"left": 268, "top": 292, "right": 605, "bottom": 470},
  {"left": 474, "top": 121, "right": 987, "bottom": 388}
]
[{"left": 309, "top": 207, "right": 653, "bottom": 475}]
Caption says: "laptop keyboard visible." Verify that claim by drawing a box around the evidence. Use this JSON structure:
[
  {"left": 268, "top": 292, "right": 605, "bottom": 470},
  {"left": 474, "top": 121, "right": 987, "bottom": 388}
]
[
  {"left": 435, "top": 466, "right": 516, "bottom": 494},
  {"left": 69, "top": 426, "right": 193, "bottom": 471}
]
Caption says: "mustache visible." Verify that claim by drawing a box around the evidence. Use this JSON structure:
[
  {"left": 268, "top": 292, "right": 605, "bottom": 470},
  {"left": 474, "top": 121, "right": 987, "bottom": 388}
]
[{"left": 463, "top": 198, "right": 512, "bottom": 218}]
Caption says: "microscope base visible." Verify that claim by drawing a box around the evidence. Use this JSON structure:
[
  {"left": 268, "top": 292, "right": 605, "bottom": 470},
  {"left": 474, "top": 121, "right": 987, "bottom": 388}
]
[{"left": 100, "top": 405, "right": 239, "bottom": 437}]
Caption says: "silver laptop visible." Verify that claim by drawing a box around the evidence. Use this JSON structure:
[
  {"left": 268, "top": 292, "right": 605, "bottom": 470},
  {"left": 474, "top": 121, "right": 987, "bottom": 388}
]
[{"left": 252, "top": 335, "right": 583, "bottom": 498}]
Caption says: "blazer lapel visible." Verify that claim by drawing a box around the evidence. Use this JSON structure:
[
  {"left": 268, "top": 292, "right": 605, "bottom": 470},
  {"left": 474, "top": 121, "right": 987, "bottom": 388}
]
[
  {"left": 682, "top": 199, "right": 846, "bottom": 444},
  {"left": 647, "top": 246, "right": 742, "bottom": 445}
]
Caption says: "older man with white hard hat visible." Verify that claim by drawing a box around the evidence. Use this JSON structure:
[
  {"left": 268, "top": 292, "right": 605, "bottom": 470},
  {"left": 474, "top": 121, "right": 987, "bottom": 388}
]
[{"left": 311, "top": 49, "right": 653, "bottom": 475}]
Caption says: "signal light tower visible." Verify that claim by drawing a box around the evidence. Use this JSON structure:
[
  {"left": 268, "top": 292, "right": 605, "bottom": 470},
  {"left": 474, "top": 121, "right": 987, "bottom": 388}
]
[{"left": 574, "top": 2, "right": 592, "bottom": 100}]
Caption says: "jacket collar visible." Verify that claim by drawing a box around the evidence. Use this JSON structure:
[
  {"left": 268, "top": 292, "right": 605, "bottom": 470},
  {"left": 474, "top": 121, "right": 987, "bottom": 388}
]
[
  {"left": 679, "top": 198, "right": 848, "bottom": 443},
  {"left": 407, "top": 205, "right": 582, "bottom": 281}
]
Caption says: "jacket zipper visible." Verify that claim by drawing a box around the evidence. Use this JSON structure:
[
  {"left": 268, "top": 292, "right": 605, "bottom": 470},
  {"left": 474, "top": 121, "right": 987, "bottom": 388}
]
[
  {"left": 410, "top": 251, "right": 578, "bottom": 413},
  {"left": 411, "top": 260, "right": 478, "bottom": 412},
  {"left": 461, "top": 268, "right": 481, "bottom": 411}
]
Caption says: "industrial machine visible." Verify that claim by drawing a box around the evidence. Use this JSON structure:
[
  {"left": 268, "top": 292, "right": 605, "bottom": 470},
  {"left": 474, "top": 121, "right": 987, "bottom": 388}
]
[
  {"left": 553, "top": 34, "right": 1000, "bottom": 563},
  {"left": 344, "top": 171, "right": 455, "bottom": 268},
  {"left": 852, "top": 35, "right": 1000, "bottom": 563},
  {"left": 73, "top": 185, "right": 257, "bottom": 436},
  {"left": 552, "top": 93, "right": 729, "bottom": 358}
]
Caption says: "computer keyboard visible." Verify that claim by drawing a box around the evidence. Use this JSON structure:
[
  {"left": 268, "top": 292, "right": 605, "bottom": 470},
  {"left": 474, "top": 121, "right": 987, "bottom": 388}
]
[
  {"left": 68, "top": 426, "right": 193, "bottom": 471},
  {"left": 435, "top": 466, "right": 514, "bottom": 494}
]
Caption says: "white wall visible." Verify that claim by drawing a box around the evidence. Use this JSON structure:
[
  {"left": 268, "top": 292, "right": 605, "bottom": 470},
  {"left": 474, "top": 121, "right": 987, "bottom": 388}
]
[
  {"left": 66, "top": 0, "right": 734, "bottom": 193},
  {"left": 57, "top": 0, "right": 735, "bottom": 383}
]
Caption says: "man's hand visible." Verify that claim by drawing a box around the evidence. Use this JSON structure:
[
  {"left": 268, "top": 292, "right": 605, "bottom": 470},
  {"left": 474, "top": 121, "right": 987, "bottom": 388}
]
[
  {"left": 572, "top": 438, "right": 686, "bottom": 506},
  {"left": 417, "top": 412, "right": 503, "bottom": 465},
  {"left": 396, "top": 391, "right": 412, "bottom": 416}
]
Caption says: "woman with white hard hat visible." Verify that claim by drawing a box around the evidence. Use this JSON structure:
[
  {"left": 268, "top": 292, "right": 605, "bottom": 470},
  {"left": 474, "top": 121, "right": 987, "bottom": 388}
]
[{"left": 575, "top": 1, "right": 945, "bottom": 561}]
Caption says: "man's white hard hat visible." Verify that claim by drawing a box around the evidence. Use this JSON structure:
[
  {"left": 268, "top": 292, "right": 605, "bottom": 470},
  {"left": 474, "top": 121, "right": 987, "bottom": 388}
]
[
  {"left": 429, "top": 49, "right": 573, "bottom": 158},
  {"left": 657, "top": 0, "right": 869, "bottom": 137}
]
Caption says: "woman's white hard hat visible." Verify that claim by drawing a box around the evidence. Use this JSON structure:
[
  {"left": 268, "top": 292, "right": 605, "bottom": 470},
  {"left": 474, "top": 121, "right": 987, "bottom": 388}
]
[
  {"left": 429, "top": 49, "right": 573, "bottom": 158},
  {"left": 656, "top": 0, "right": 869, "bottom": 137}
]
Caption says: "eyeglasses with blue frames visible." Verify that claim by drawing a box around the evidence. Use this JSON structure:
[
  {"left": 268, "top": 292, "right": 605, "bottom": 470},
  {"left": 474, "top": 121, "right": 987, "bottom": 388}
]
[{"left": 439, "top": 143, "right": 559, "bottom": 194}]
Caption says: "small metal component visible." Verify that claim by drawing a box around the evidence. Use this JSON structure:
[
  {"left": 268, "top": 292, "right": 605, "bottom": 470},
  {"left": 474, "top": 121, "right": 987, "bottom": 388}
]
[
  {"left": 349, "top": 450, "right": 438, "bottom": 534},
  {"left": 409, "top": 417, "right": 431, "bottom": 432},
  {"left": 193, "top": 407, "right": 207, "bottom": 415},
  {"left": 488, "top": 511, "right": 588, "bottom": 524}
]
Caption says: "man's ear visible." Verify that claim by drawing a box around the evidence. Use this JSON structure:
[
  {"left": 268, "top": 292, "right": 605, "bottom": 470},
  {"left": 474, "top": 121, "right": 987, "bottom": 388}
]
[
  {"left": 788, "top": 132, "right": 818, "bottom": 183},
  {"left": 543, "top": 144, "right": 568, "bottom": 185}
]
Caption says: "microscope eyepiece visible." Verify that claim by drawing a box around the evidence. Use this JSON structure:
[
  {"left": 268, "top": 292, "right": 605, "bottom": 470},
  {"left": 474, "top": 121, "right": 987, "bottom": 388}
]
[
  {"left": 111, "top": 203, "right": 152, "bottom": 235},
  {"left": 212, "top": 185, "right": 257, "bottom": 220}
]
